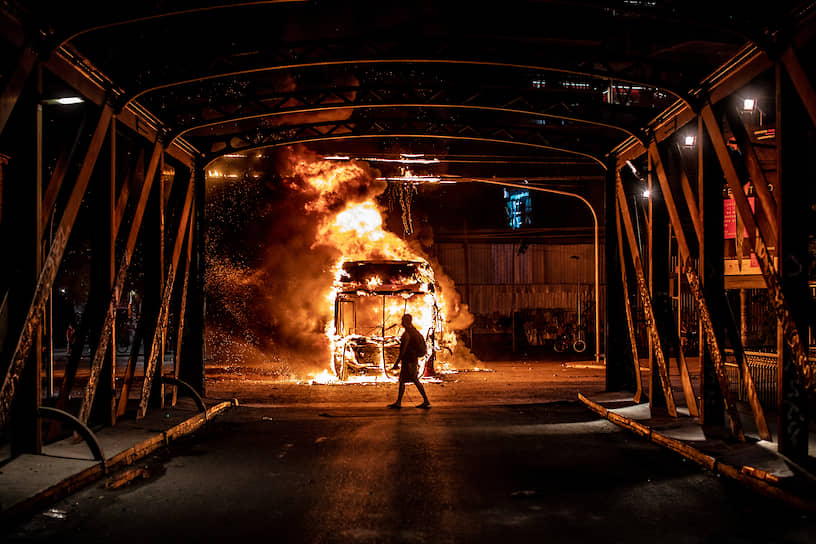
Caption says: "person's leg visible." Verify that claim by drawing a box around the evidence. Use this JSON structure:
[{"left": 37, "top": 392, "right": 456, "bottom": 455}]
[
  {"left": 414, "top": 380, "right": 430, "bottom": 406},
  {"left": 389, "top": 381, "right": 406, "bottom": 408}
]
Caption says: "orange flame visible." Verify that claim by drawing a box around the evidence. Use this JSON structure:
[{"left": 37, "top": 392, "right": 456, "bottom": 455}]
[{"left": 284, "top": 155, "right": 465, "bottom": 381}]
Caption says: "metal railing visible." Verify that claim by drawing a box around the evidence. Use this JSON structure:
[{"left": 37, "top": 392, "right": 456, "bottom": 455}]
[{"left": 724, "top": 350, "right": 778, "bottom": 408}]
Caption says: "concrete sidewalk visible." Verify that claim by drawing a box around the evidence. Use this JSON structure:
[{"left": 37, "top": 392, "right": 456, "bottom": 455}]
[
  {"left": 0, "top": 397, "right": 235, "bottom": 525},
  {"left": 580, "top": 391, "right": 816, "bottom": 512}
]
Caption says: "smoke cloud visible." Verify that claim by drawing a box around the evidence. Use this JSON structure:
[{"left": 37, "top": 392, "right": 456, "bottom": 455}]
[{"left": 205, "top": 145, "right": 473, "bottom": 380}]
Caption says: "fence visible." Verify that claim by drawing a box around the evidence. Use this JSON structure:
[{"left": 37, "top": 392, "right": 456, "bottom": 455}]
[{"left": 724, "top": 350, "right": 777, "bottom": 408}]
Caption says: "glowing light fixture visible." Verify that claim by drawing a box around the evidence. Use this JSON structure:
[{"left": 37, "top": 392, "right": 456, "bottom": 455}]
[
  {"left": 683, "top": 135, "right": 696, "bottom": 146},
  {"left": 43, "top": 96, "right": 84, "bottom": 105},
  {"left": 743, "top": 98, "right": 756, "bottom": 112},
  {"left": 642, "top": 189, "right": 651, "bottom": 198}
]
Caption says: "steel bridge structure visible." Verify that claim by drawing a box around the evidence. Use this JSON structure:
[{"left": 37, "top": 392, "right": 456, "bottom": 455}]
[{"left": 0, "top": 0, "right": 815, "bottom": 499}]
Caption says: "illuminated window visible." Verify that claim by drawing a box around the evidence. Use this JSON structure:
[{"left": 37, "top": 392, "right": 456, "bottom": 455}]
[{"left": 504, "top": 189, "right": 533, "bottom": 229}]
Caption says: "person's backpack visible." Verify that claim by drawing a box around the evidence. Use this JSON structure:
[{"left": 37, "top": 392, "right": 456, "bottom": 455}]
[{"left": 406, "top": 328, "right": 427, "bottom": 358}]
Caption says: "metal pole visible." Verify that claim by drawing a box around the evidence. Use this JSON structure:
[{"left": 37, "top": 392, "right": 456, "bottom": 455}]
[{"left": 472, "top": 178, "right": 601, "bottom": 365}]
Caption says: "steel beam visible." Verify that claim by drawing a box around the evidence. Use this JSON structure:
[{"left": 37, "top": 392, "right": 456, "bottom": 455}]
[
  {"left": 650, "top": 141, "right": 766, "bottom": 438},
  {"left": 775, "top": 63, "right": 811, "bottom": 458},
  {"left": 615, "top": 175, "right": 677, "bottom": 416},
  {"left": 676, "top": 157, "right": 702, "bottom": 246},
  {"left": 40, "top": 114, "right": 88, "bottom": 235},
  {"left": 0, "top": 47, "right": 37, "bottom": 138},
  {"left": 171, "top": 205, "right": 194, "bottom": 406},
  {"left": 205, "top": 133, "right": 606, "bottom": 171},
  {"left": 179, "top": 164, "right": 206, "bottom": 395},
  {"left": 701, "top": 103, "right": 813, "bottom": 392},
  {"left": 615, "top": 202, "right": 643, "bottom": 403},
  {"left": 40, "top": 49, "right": 194, "bottom": 168},
  {"left": 115, "top": 316, "right": 145, "bottom": 417},
  {"left": 780, "top": 46, "right": 816, "bottom": 129},
  {"left": 92, "top": 116, "right": 118, "bottom": 426},
  {"left": 137, "top": 178, "right": 194, "bottom": 419},
  {"left": 723, "top": 106, "right": 778, "bottom": 242},
  {"left": 0, "top": 105, "right": 112, "bottom": 426},
  {"left": 76, "top": 141, "right": 163, "bottom": 423}
]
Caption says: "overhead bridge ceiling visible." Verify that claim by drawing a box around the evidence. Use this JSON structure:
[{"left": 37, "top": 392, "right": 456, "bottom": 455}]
[{"left": 3, "top": 0, "right": 809, "bottom": 175}]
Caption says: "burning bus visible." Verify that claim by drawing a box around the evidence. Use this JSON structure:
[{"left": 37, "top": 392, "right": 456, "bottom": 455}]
[{"left": 328, "top": 259, "right": 449, "bottom": 380}]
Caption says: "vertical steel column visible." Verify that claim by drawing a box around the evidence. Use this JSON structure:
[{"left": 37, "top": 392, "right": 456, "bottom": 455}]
[
  {"left": 137, "top": 179, "right": 194, "bottom": 418},
  {"left": 697, "top": 115, "right": 726, "bottom": 428},
  {"left": 8, "top": 84, "right": 41, "bottom": 454},
  {"left": 179, "top": 163, "right": 206, "bottom": 395},
  {"left": 0, "top": 105, "right": 112, "bottom": 427},
  {"left": 776, "top": 63, "right": 811, "bottom": 459},
  {"left": 91, "top": 115, "right": 117, "bottom": 425},
  {"left": 616, "top": 175, "right": 677, "bottom": 416},
  {"left": 780, "top": 46, "right": 816, "bottom": 129},
  {"left": 615, "top": 200, "right": 643, "bottom": 401},
  {"left": 605, "top": 161, "right": 638, "bottom": 395},
  {"left": 702, "top": 101, "right": 812, "bottom": 390},
  {"left": 0, "top": 48, "right": 36, "bottom": 137},
  {"left": 171, "top": 206, "right": 194, "bottom": 406},
  {"left": 34, "top": 66, "right": 43, "bottom": 405},
  {"left": 650, "top": 141, "right": 766, "bottom": 435},
  {"left": 80, "top": 142, "right": 163, "bottom": 423}
]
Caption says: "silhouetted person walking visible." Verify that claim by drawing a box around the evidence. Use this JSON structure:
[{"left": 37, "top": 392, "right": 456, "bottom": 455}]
[{"left": 388, "top": 313, "right": 431, "bottom": 409}]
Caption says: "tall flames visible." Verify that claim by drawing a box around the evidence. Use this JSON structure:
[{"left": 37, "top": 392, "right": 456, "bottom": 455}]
[{"left": 205, "top": 147, "right": 472, "bottom": 382}]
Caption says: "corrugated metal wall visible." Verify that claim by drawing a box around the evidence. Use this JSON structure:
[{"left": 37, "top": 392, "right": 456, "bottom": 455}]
[{"left": 435, "top": 242, "right": 603, "bottom": 317}]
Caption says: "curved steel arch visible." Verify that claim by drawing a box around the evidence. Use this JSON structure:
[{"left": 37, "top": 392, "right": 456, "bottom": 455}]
[
  {"left": 127, "top": 59, "right": 693, "bottom": 110},
  {"left": 57, "top": 1, "right": 308, "bottom": 48},
  {"left": 171, "top": 102, "right": 643, "bottom": 147},
  {"left": 204, "top": 133, "right": 607, "bottom": 170}
]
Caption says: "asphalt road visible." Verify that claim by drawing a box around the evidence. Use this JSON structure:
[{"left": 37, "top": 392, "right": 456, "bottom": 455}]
[{"left": 4, "top": 360, "right": 815, "bottom": 542}]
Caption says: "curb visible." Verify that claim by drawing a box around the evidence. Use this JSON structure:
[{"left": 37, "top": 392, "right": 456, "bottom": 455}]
[
  {"left": 1, "top": 399, "right": 237, "bottom": 525},
  {"left": 578, "top": 393, "right": 816, "bottom": 512}
]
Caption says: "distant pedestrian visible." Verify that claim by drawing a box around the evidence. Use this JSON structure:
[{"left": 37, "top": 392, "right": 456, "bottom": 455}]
[
  {"left": 388, "top": 313, "right": 431, "bottom": 409},
  {"left": 66, "top": 323, "right": 75, "bottom": 355}
]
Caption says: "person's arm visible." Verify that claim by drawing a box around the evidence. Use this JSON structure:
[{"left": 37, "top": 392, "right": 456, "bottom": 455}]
[{"left": 392, "top": 333, "right": 408, "bottom": 369}]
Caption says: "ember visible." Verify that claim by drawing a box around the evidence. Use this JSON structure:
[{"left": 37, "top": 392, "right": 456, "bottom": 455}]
[{"left": 206, "top": 147, "right": 472, "bottom": 382}]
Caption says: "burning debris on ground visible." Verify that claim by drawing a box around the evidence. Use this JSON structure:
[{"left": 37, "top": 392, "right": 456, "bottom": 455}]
[{"left": 205, "top": 146, "right": 475, "bottom": 384}]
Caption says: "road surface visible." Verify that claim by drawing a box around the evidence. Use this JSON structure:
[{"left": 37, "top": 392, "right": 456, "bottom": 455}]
[{"left": 4, "top": 360, "right": 814, "bottom": 542}]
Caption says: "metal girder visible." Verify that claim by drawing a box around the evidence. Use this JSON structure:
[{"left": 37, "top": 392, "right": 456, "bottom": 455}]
[
  {"left": 615, "top": 175, "right": 677, "bottom": 417},
  {"left": 675, "top": 153, "right": 703, "bottom": 246},
  {"left": 0, "top": 105, "right": 113, "bottom": 427},
  {"left": 614, "top": 44, "right": 774, "bottom": 168},
  {"left": 125, "top": 57, "right": 693, "bottom": 112},
  {"left": 115, "top": 315, "right": 145, "bottom": 417},
  {"left": 700, "top": 103, "right": 813, "bottom": 392},
  {"left": 201, "top": 118, "right": 608, "bottom": 168},
  {"left": 614, "top": 202, "right": 643, "bottom": 404},
  {"left": 38, "top": 47, "right": 195, "bottom": 168},
  {"left": 171, "top": 205, "right": 195, "bottom": 406},
  {"left": 40, "top": 117, "right": 86, "bottom": 235},
  {"left": 168, "top": 84, "right": 651, "bottom": 142},
  {"left": 0, "top": 47, "right": 37, "bottom": 137},
  {"left": 53, "top": 1, "right": 311, "bottom": 47},
  {"left": 723, "top": 106, "right": 778, "bottom": 242},
  {"left": 649, "top": 141, "right": 767, "bottom": 439},
  {"left": 780, "top": 46, "right": 816, "bottom": 129},
  {"left": 137, "top": 179, "right": 195, "bottom": 419},
  {"left": 76, "top": 141, "right": 164, "bottom": 423},
  {"left": 614, "top": 9, "right": 816, "bottom": 168}
]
